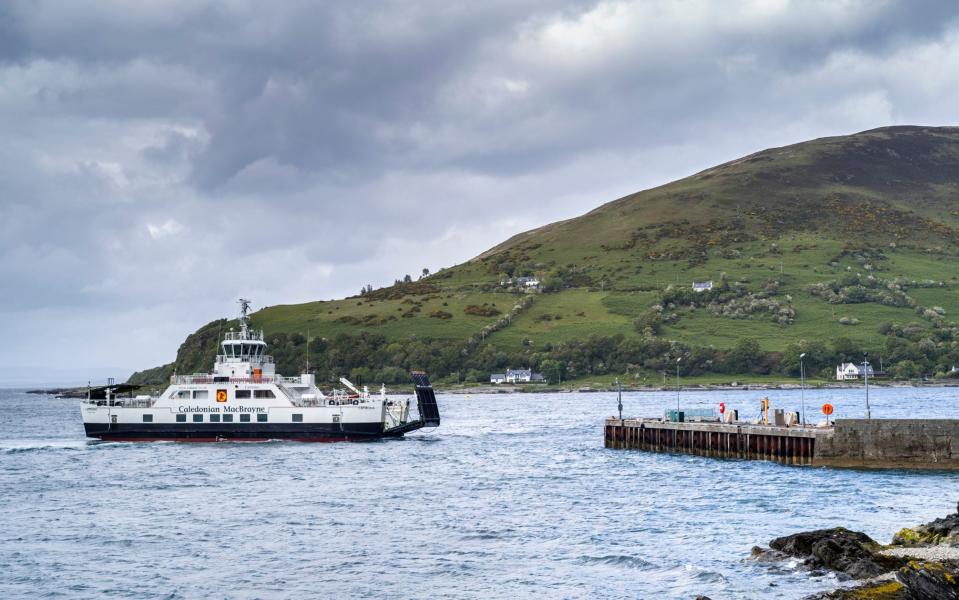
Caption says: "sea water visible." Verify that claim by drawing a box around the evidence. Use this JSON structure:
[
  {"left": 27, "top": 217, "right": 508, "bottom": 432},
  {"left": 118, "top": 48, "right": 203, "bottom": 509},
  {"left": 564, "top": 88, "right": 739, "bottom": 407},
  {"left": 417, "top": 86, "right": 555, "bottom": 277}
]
[{"left": 1, "top": 387, "right": 956, "bottom": 599}]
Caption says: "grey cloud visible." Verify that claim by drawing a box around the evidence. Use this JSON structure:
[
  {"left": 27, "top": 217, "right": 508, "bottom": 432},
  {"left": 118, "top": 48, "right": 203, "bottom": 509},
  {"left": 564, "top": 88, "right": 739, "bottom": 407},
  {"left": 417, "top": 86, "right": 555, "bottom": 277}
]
[{"left": 3, "top": 0, "right": 959, "bottom": 373}]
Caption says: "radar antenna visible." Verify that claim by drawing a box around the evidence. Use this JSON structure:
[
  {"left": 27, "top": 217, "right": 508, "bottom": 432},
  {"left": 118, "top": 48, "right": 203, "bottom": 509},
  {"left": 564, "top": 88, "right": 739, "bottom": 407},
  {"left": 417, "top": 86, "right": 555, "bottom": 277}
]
[{"left": 238, "top": 298, "right": 252, "bottom": 336}]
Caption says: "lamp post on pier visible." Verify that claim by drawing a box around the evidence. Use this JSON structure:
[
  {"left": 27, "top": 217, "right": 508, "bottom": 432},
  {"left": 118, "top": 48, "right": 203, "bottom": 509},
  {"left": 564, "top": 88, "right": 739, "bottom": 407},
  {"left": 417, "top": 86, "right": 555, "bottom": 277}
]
[
  {"left": 863, "top": 352, "right": 871, "bottom": 419},
  {"left": 616, "top": 378, "right": 623, "bottom": 421},
  {"left": 799, "top": 352, "right": 807, "bottom": 426},
  {"left": 676, "top": 357, "right": 682, "bottom": 418}
]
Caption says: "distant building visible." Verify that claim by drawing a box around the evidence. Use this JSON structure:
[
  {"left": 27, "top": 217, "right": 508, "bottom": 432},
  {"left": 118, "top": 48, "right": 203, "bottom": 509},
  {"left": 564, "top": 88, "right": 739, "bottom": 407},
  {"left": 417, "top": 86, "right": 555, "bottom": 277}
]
[
  {"left": 692, "top": 281, "right": 713, "bottom": 293},
  {"left": 836, "top": 362, "right": 875, "bottom": 381},
  {"left": 506, "top": 369, "right": 532, "bottom": 383},
  {"left": 502, "top": 276, "right": 540, "bottom": 289},
  {"left": 490, "top": 373, "right": 506, "bottom": 384},
  {"left": 516, "top": 277, "right": 540, "bottom": 289}
]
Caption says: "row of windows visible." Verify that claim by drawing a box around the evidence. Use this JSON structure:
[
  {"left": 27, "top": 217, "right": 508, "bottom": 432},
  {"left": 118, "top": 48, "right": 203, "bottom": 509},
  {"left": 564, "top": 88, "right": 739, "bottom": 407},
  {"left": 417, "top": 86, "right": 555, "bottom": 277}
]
[
  {"left": 170, "top": 389, "right": 275, "bottom": 400},
  {"left": 224, "top": 343, "right": 265, "bottom": 358},
  {"left": 235, "top": 390, "right": 275, "bottom": 399},
  {"left": 143, "top": 413, "right": 305, "bottom": 423}
]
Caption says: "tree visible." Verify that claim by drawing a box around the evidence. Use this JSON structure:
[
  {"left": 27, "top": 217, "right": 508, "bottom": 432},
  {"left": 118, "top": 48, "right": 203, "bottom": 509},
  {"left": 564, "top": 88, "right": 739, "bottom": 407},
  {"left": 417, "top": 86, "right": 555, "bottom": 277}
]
[
  {"left": 831, "top": 337, "right": 860, "bottom": 363},
  {"left": 724, "top": 338, "right": 763, "bottom": 374},
  {"left": 403, "top": 274, "right": 412, "bottom": 283},
  {"left": 349, "top": 367, "right": 373, "bottom": 384},
  {"left": 891, "top": 360, "right": 920, "bottom": 380},
  {"left": 781, "top": 340, "right": 833, "bottom": 376},
  {"left": 540, "top": 359, "right": 563, "bottom": 384},
  {"left": 421, "top": 268, "right": 430, "bottom": 279}
]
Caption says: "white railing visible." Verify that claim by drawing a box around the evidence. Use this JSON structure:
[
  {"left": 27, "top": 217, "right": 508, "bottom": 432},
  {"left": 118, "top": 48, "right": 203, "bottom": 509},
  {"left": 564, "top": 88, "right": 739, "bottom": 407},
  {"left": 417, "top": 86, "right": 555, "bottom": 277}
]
[
  {"left": 83, "top": 397, "right": 157, "bottom": 408},
  {"left": 215, "top": 355, "right": 273, "bottom": 364},
  {"left": 224, "top": 330, "right": 264, "bottom": 341},
  {"left": 171, "top": 374, "right": 278, "bottom": 385}
]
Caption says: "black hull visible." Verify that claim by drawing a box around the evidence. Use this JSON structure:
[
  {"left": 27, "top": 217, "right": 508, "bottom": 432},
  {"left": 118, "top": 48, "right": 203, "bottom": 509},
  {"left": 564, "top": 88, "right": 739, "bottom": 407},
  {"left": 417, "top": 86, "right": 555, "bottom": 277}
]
[{"left": 84, "top": 421, "right": 407, "bottom": 442}]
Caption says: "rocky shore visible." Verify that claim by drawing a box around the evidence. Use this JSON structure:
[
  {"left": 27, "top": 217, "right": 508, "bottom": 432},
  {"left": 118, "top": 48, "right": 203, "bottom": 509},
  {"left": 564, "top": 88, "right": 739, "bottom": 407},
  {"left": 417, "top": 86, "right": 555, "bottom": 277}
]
[
  {"left": 751, "top": 505, "right": 959, "bottom": 599},
  {"left": 25, "top": 387, "right": 88, "bottom": 398}
]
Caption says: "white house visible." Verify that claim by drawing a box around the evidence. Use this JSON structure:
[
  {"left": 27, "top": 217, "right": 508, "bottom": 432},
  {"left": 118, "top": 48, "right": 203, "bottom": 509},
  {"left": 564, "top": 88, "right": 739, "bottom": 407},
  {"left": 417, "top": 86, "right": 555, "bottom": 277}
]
[
  {"left": 506, "top": 369, "right": 532, "bottom": 383},
  {"left": 501, "top": 276, "right": 540, "bottom": 289},
  {"left": 516, "top": 277, "right": 540, "bottom": 289},
  {"left": 836, "top": 362, "right": 875, "bottom": 381},
  {"left": 692, "top": 281, "right": 713, "bottom": 292},
  {"left": 490, "top": 373, "right": 506, "bottom": 384}
]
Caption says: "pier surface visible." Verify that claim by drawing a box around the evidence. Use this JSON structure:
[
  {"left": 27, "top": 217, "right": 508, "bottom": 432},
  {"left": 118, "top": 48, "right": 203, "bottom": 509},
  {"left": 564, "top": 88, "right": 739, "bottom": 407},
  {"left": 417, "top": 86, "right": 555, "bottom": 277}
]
[{"left": 605, "top": 418, "right": 959, "bottom": 469}]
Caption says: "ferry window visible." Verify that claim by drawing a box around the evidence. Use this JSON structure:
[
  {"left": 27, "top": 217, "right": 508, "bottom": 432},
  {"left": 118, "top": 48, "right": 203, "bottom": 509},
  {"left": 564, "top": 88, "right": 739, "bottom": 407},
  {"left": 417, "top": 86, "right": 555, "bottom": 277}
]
[
  {"left": 176, "top": 414, "right": 186, "bottom": 422},
  {"left": 292, "top": 413, "right": 303, "bottom": 422},
  {"left": 235, "top": 389, "right": 251, "bottom": 399},
  {"left": 254, "top": 390, "right": 275, "bottom": 399},
  {"left": 193, "top": 414, "right": 203, "bottom": 423},
  {"left": 240, "top": 414, "right": 251, "bottom": 422},
  {"left": 142, "top": 414, "right": 153, "bottom": 423},
  {"left": 210, "top": 414, "right": 221, "bottom": 422},
  {"left": 257, "top": 413, "right": 268, "bottom": 422},
  {"left": 222, "top": 414, "right": 234, "bottom": 423},
  {"left": 193, "top": 390, "right": 208, "bottom": 400},
  {"left": 173, "top": 390, "right": 190, "bottom": 399}
]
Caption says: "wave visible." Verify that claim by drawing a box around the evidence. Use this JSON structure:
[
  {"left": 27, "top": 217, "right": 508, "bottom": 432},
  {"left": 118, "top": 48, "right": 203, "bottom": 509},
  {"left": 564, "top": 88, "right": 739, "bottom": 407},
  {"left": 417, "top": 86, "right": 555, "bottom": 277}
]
[
  {"left": 575, "top": 554, "right": 654, "bottom": 570},
  {"left": 1, "top": 439, "right": 89, "bottom": 454}
]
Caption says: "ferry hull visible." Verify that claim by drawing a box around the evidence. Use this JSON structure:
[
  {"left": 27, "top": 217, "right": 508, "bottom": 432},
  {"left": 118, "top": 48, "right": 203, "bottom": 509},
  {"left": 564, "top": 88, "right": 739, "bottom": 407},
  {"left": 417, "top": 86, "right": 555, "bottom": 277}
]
[{"left": 83, "top": 421, "right": 405, "bottom": 442}]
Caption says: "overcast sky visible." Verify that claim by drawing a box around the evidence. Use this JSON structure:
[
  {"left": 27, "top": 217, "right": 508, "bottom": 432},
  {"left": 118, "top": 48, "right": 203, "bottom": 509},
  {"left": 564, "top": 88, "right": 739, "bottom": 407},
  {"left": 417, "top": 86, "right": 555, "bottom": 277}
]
[{"left": 3, "top": 0, "right": 959, "bottom": 383}]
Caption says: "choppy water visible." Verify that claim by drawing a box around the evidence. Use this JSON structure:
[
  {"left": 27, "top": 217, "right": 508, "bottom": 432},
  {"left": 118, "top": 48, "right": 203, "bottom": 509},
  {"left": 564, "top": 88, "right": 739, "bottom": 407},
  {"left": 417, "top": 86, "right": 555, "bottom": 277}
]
[{"left": 1, "top": 386, "right": 957, "bottom": 599}]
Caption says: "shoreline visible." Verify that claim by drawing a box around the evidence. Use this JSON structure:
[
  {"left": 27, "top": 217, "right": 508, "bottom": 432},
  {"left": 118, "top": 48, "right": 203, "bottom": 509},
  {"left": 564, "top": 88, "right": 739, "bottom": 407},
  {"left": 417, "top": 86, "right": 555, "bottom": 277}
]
[
  {"left": 15, "top": 379, "right": 959, "bottom": 397},
  {"left": 438, "top": 380, "right": 959, "bottom": 395},
  {"left": 752, "top": 505, "right": 959, "bottom": 599}
]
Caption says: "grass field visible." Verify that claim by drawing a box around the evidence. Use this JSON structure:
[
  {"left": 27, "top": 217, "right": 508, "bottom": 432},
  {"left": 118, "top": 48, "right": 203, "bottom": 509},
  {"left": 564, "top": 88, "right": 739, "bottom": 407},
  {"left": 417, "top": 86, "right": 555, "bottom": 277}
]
[{"left": 243, "top": 243, "right": 954, "bottom": 355}]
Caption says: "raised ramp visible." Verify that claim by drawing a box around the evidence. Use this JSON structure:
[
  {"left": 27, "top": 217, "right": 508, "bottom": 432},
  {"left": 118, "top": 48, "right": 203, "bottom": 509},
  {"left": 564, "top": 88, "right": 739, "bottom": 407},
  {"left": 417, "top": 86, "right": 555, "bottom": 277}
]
[{"left": 411, "top": 371, "right": 441, "bottom": 427}]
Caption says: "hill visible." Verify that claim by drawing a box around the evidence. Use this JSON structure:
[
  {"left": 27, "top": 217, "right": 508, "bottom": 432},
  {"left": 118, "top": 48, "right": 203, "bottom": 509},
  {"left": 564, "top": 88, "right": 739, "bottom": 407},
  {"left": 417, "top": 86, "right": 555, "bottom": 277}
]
[{"left": 129, "top": 126, "right": 959, "bottom": 387}]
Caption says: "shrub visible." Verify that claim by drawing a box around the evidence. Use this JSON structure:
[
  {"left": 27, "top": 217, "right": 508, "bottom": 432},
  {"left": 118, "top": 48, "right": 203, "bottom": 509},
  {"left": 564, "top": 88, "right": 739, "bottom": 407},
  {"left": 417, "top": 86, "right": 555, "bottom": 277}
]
[{"left": 464, "top": 304, "right": 501, "bottom": 317}]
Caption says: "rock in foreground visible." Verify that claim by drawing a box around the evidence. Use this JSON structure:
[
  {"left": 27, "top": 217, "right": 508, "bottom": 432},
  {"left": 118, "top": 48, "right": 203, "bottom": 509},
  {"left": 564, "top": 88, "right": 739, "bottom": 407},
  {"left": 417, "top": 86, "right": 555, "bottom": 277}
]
[
  {"left": 892, "top": 512, "right": 959, "bottom": 547},
  {"left": 896, "top": 560, "right": 959, "bottom": 600},
  {"left": 757, "top": 507, "right": 959, "bottom": 600},
  {"left": 768, "top": 527, "right": 892, "bottom": 580}
]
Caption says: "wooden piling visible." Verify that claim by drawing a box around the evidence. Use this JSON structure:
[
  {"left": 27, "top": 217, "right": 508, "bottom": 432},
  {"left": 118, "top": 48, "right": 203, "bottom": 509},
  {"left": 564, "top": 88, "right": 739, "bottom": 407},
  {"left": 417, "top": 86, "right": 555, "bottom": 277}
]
[{"left": 605, "top": 418, "right": 821, "bottom": 466}]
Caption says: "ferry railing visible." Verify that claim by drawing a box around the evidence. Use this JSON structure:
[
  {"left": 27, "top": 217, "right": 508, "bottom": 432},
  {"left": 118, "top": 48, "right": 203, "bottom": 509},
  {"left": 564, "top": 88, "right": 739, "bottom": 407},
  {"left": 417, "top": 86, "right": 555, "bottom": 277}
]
[
  {"left": 214, "top": 355, "right": 274, "bottom": 365},
  {"left": 224, "top": 330, "right": 265, "bottom": 341},
  {"left": 170, "top": 375, "right": 280, "bottom": 385},
  {"left": 84, "top": 397, "right": 157, "bottom": 408}
]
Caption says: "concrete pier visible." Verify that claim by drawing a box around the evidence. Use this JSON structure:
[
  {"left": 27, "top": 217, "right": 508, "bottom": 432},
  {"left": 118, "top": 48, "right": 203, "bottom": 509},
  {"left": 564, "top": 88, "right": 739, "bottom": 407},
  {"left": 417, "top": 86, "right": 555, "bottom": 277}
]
[{"left": 605, "top": 418, "right": 959, "bottom": 470}]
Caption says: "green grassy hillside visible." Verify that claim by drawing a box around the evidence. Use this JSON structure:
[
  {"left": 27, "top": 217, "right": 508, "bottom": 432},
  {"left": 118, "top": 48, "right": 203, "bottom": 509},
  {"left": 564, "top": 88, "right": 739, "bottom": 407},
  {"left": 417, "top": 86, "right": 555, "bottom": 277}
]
[{"left": 130, "top": 126, "right": 959, "bottom": 387}]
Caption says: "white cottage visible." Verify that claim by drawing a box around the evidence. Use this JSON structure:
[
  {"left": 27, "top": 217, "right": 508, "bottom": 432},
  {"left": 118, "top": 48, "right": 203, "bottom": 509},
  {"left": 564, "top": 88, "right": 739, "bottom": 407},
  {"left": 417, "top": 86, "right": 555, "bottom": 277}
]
[
  {"left": 692, "top": 281, "right": 713, "bottom": 292},
  {"left": 836, "top": 362, "right": 875, "bottom": 381}
]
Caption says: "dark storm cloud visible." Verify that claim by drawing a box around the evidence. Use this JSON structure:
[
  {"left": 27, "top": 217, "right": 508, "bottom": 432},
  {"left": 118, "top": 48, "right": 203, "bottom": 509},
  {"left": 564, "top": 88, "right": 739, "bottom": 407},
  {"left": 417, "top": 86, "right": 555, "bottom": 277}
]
[{"left": 3, "top": 0, "right": 959, "bottom": 374}]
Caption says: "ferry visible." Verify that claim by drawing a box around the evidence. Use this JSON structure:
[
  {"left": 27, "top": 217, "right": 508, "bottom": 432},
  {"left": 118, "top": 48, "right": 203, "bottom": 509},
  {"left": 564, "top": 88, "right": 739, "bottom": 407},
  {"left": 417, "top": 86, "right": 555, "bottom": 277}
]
[{"left": 80, "top": 300, "right": 440, "bottom": 441}]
